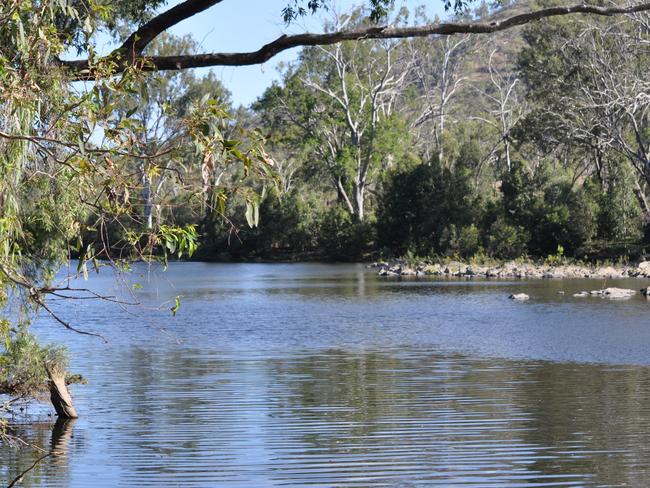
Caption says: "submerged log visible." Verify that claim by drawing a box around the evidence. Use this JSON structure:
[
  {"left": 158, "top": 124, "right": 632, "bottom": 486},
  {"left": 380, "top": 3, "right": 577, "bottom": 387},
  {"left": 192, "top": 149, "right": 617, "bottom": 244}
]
[{"left": 45, "top": 365, "right": 78, "bottom": 419}]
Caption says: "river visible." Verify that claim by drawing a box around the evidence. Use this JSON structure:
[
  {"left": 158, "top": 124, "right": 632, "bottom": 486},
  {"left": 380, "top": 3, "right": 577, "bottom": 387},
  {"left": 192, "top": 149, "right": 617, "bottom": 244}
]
[{"left": 3, "top": 262, "right": 650, "bottom": 487}]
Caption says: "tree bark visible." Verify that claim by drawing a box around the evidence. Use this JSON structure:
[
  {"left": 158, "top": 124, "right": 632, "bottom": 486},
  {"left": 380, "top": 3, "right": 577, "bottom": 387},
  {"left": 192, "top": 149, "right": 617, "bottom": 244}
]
[
  {"left": 633, "top": 178, "right": 650, "bottom": 222},
  {"left": 354, "top": 182, "right": 365, "bottom": 222},
  {"left": 46, "top": 365, "right": 79, "bottom": 419},
  {"left": 142, "top": 171, "right": 153, "bottom": 230}
]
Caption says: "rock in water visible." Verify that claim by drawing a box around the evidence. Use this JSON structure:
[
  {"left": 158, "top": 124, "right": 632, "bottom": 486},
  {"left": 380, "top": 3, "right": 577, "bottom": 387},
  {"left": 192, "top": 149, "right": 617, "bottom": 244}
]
[
  {"left": 641, "top": 287, "right": 650, "bottom": 298},
  {"left": 509, "top": 293, "right": 529, "bottom": 301},
  {"left": 593, "top": 288, "right": 637, "bottom": 299}
]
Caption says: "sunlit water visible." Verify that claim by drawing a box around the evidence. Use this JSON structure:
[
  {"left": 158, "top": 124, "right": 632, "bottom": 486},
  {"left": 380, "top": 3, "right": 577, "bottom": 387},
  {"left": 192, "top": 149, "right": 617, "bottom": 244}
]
[{"left": 3, "top": 263, "right": 650, "bottom": 487}]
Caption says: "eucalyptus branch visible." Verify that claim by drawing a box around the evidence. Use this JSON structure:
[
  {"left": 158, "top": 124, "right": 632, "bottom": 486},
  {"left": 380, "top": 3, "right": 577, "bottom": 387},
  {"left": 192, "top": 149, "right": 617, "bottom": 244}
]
[
  {"left": 61, "top": 2, "right": 650, "bottom": 78},
  {"left": 32, "top": 296, "right": 108, "bottom": 343}
]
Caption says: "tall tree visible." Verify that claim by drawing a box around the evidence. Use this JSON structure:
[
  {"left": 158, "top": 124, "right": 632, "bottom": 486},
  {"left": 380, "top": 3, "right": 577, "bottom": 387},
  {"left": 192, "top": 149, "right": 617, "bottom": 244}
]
[
  {"left": 0, "top": 0, "right": 269, "bottom": 427},
  {"left": 519, "top": 11, "right": 650, "bottom": 217},
  {"left": 410, "top": 33, "right": 472, "bottom": 165},
  {"left": 257, "top": 10, "right": 413, "bottom": 221}
]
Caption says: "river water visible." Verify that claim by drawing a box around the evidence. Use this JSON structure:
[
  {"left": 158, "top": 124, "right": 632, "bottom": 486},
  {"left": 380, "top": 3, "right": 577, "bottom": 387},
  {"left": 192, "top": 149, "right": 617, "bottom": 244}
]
[{"left": 3, "top": 263, "right": 650, "bottom": 487}]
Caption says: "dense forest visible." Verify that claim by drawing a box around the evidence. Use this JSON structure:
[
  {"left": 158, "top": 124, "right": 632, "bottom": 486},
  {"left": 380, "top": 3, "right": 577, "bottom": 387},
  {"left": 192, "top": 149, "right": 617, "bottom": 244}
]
[{"left": 99, "top": 1, "right": 650, "bottom": 263}]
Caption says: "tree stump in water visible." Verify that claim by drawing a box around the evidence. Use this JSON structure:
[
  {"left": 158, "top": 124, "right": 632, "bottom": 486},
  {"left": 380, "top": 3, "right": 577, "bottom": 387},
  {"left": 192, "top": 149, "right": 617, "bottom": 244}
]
[{"left": 45, "top": 365, "right": 78, "bottom": 419}]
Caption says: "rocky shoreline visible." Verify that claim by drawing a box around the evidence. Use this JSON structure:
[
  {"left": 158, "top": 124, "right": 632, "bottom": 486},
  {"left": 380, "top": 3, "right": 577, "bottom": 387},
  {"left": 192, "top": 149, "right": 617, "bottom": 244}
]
[{"left": 369, "top": 260, "right": 650, "bottom": 280}]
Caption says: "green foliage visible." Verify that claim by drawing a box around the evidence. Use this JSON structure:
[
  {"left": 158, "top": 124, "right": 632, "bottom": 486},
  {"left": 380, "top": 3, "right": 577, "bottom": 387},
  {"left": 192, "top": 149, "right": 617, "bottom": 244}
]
[
  {"left": 204, "top": 190, "right": 374, "bottom": 261},
  {"left": 318, "top": 206, "right": 374, "bottom": 261},
  {"left": 254, "top": 190, "right": 321, "bottom": 254},
  {"left": 598, "top": 159, "right": 644, "bottom": 245},
  {"left": 457, "top": 225, "right": 481, "bottom": 258},
  {"left": 544, "top": 245, "right": 565, "bottom": 267},
  {"left": 159, "top": 225, "right": 199, "bottom": 260},
  {"left": 377, "top": 154, "right": 477, "bottom": 256},
  {"left": 0, "top": 1, "right": 271, "bottom": 422},
  {"left": 535, "top": 181, "right": 598, "bottom": 255},
  {"left": 486, "top": 218, "right": 529, "bottom": 260},
  {"left": 500, "top": 160, "right": 541, "bottom": 230},
  {"left": 0, "top": 332, "right": 67, "bottom": 397}
]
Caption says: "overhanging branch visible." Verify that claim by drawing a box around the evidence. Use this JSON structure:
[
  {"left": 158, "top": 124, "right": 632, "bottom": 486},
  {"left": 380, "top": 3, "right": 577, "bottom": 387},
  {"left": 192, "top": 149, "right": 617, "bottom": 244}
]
[
  {"left": 120, "top": 0, "right": 224, "bottom": 57},
  {"left": 63, "top": 2, "right": 650, "bottom": 78}
]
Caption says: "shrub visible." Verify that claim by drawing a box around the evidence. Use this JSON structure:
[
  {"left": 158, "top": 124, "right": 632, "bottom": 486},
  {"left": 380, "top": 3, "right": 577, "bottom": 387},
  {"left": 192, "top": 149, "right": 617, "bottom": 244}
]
[
  {"left": 377, "top": 156, "right": 477, "bottom": 256},
  {"left": 318, "top": 206, "right": 374, "bottom": 260},
  {"left": 486, "top": 217, "right": 529, "bottom": 259}
]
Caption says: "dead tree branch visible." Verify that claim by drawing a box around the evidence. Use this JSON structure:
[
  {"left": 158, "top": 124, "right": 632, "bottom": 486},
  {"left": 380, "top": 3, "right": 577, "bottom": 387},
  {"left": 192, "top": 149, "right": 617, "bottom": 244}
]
[{"left": 61, "top": 2, "right": 650, "bottom": 78}]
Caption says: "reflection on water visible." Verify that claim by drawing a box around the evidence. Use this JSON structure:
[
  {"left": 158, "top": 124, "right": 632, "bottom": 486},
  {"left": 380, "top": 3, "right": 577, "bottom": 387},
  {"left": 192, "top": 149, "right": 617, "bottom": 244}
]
[
  {"left": 4, "top": 350, "right": 650, "bottom": 487},
  {"left": 3, "top": 263, "right": 650, "bottom": 486},
  {"left": 2, "top": 418, "right": 78, "bottom": 488}
]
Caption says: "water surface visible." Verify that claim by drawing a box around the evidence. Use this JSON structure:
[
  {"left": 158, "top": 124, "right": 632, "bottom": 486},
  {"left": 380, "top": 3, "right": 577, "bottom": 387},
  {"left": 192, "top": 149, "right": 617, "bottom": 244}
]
[{"left": 3, "top": 263, "right": 650, "bottom": 487}]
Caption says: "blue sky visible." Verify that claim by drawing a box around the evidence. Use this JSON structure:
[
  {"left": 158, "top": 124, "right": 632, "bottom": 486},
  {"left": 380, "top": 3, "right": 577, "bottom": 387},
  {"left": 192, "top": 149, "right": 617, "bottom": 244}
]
[{"left": 158, "top": 0, "right": 449, "bottom": 107}]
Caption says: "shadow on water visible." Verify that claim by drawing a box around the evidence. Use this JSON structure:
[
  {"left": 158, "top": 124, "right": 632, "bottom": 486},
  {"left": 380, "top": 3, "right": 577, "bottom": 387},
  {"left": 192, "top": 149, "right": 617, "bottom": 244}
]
[{"left": 4, "top": 348, "right": 650, "bottom": 487}]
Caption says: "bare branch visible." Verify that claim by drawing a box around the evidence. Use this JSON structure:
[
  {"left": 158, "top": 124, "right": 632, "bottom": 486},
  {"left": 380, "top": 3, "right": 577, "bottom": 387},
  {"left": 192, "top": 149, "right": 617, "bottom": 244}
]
[
  {"left": 34, "top": 296, "right": 108, "bottom": 343},
  {"left": 120, "top": 0, "right": 224, "bottom": 57},
  {"left": 62, "top": 2, "right": 650, "bottom": 78}
]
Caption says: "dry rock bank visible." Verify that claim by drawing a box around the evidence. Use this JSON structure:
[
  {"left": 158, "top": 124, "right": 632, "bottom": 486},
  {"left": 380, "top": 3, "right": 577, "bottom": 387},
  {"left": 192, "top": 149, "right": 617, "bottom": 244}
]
[{"left": 370, "top": 260, "right": 650, "bottom": 280}]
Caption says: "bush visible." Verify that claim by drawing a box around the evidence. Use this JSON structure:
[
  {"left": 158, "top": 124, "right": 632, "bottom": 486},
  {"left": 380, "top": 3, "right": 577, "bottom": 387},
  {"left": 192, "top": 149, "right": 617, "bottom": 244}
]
[
  {"left": 0, "top": 331, "right": 67, "bottom": 396},
  {"left": 458, "top": 224, "right": 481, "bottom": 257},
  {"left": 254, "top": 190, "right": 319, "bottom": 254},
  {"left": 318, "top": 206, "right": 374, "bottom": 260},
  {"left": 376, "top": 156, "right": 478, "bottom": 256},
  {"left": 486, "top": 218, "right": 529, "bottom": 259},
  {"left": 598, "top": 160, "right": 644, "bottom": 245},
  {"left": 530, "top": 181, "right": 598, "bottom": 256}
]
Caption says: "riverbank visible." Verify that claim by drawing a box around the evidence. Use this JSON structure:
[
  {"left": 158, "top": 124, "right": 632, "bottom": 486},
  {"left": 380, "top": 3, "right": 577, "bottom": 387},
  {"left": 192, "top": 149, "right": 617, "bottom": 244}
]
[{"left": 369, "top": 259, "right": 650, "bottom": 280}]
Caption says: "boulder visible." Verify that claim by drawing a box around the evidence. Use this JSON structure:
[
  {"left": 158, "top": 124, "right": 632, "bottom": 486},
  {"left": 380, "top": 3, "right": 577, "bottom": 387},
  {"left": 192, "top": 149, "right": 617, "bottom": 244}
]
[
  {"left": 573, "top": 291, "right": 589, "bottom": 297},
  {"left": 509, "top": 293, "right": 529, "bottom": 301},
  {"left": 641, "top": 287, "right": 650, "bottom": 298},
  {"left": 594, "top": 266, "right": 623, "bottom": 278},
  {"left": 592, "top": 287, "right": 637, "bottom": 299},
  {"left": 378, "top": 268, "right": 399, "bottom": 277},
  {"left": 471, "top": 265, "right": 489, "bottom": 277},
  {"left": 637, "top": 261, "right": 650, "bottom": 277},
  {"left": 422, "top": 264, "right": 443, "bottom": 275},
  {"left": 444, "top": 261, "right": 466, "bottom": 275}
]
